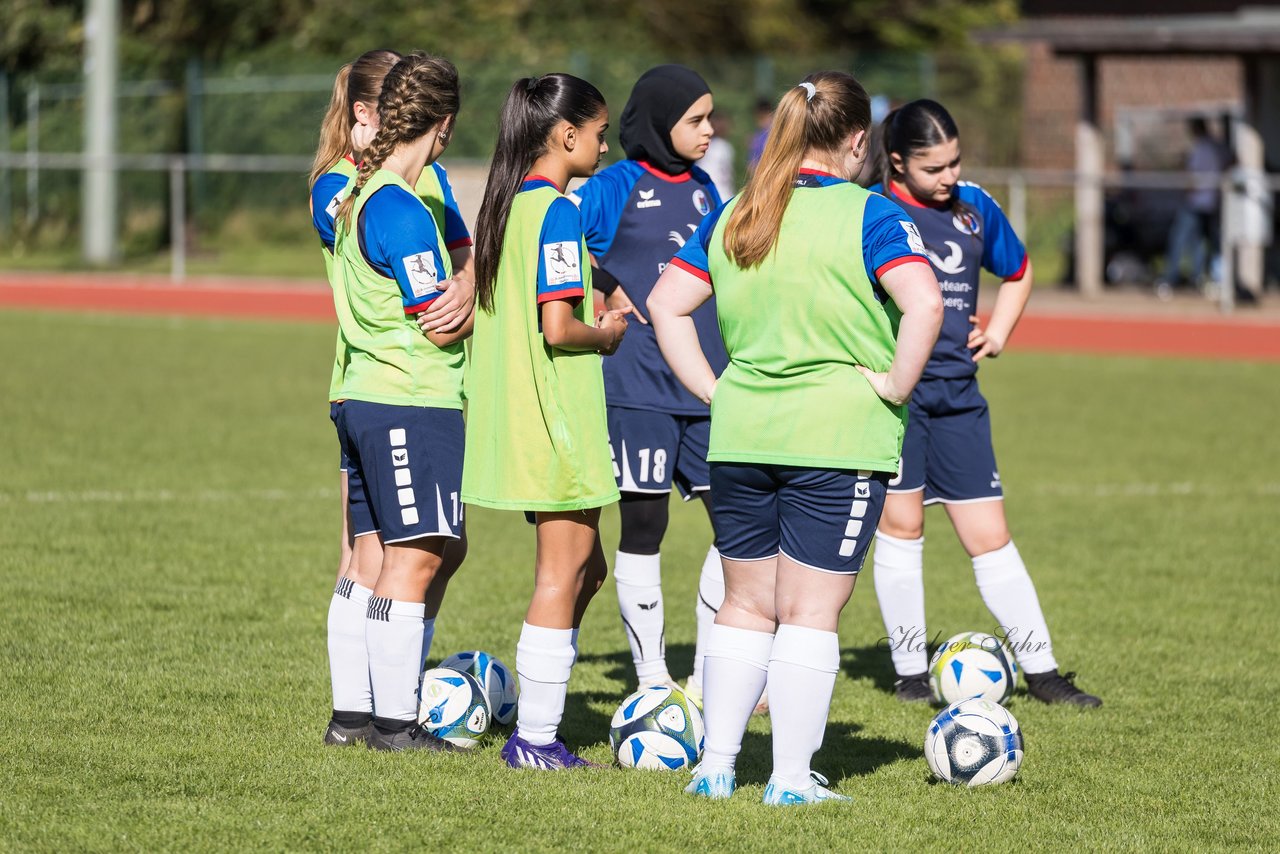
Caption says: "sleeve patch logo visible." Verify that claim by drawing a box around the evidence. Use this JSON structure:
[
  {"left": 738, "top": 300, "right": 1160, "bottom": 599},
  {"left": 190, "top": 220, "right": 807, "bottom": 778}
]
[
  {"left": 324, "top": 189, "right": 344, "bottom": 218},
  {"left": 900, "top": 221, "right": 926, "bottom": 255},
  {"left": 401, "top": 251, "right": 440, "bottom": 298},
  {"left": 544, "top": 241, "right": 581, "bottom": 286}
]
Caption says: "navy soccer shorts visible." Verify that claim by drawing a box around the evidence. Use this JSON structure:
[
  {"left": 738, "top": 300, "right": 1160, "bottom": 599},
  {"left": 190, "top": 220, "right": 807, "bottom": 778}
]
[
  {"left": 889, "top": 376, "right": 1004, "bottom": 505},
  {"left": 333, "top": 401, "right": 375, "bottom": 535},
  {"left": 608, "top": 406, "right": 710, "bottom": 500},
  {"left": 335, "top": 400, "right": 464, "bottom": 544},
  {"left": 711, "top": 463, "right": 889, "bottom": 574}
]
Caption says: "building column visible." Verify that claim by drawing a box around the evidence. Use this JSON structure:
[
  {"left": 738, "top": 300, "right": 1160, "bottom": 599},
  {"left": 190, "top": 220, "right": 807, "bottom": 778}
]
[{"left": 1074, "top": 54, "right": 1104, "bottom": 297}]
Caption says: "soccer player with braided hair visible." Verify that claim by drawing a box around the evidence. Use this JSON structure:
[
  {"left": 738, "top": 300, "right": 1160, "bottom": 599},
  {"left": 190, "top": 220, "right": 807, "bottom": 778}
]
[{"left": 329, "top": 52, "right": 473, "bottom": 753}]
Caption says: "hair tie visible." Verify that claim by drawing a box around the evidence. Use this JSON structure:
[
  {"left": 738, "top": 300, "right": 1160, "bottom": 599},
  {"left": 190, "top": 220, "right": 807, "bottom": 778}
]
[
  {"left": 349, "top": 186, "right": 361, "bottom": 198},
  {"left": 525, "top": 77, "right": 538, "bottom": 93},
  {"left": 798, "top": 82, "right": 816, "bottom": 102}
]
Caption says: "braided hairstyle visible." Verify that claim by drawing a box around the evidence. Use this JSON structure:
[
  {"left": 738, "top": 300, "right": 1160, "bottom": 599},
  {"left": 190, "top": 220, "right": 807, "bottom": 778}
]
[{"left": 334, "top": 52, "right": 460, "bottom": 230}]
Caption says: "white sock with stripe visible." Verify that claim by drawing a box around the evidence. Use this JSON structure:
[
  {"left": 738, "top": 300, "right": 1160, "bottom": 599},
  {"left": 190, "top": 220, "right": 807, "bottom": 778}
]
[
  {"left": 767, "top": 624, "right": 840, "bottom": 790},
  {"left": 700, "top": 624, "right": 774, "bottom": 773},
  {"left": 872, "top": 532, "right": 929, "bottom": 676},
  {"left": 327, "top": 577, "right": 374, "bottom": 715},
  {"left": 515, "top": 622, "right": 576, "bottom": 746},
  {"left": 614, "top": 551, "right": 670, "bottom": 685},
  {"left": 691, "top": 546, "right": 724, "bottom": 687},
  {"left": 972, "top": 540, "right": 1058, "bottom": 674},
  {"left": 365, "top": 596, "right": 425, "bottom": 725}
]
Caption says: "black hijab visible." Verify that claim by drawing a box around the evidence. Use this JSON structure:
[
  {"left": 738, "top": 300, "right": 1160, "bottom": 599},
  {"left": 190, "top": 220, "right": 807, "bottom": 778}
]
[{"left": 619, "top": 65, "right": 711, "bottom": 176}]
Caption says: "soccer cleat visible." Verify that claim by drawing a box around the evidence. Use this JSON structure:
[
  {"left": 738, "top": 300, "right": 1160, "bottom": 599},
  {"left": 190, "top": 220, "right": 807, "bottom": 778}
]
[
  {"left": 682, "top": 676, "right": 703, "bottom": 710},
  {"left": 501, "top": 732, "right": 602, "bottom": 770},
  {"left": 893, "top": 672, "right": 934, "bottom": 704},
  {"left": 684, "top": 764, "right": 735, "bottom": 800},
  {"left": 1024, "top": 669, "right": 1102, "bottom": 707},
  {"left": 365, "top": 723, "right": 464, "bottom": 753},
  {"left": 762, "top": 772, "right": 851, "bottom": 806},
  {"left": 323, "top": 718, "right": 373, "bottom": 747}
]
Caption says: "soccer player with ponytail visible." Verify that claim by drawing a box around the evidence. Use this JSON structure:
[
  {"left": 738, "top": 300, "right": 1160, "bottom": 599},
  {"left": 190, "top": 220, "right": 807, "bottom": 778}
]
[
  {"left": 329, "top": 52, "right": 472, "bottom": 752},
  {"left": 309, "top": 50, "right": 476, "bottom": 747},
  {"left": 866, "top": 99, "right": 1101, "bottom": 707},
  {"left": 464, "top": 73, "right": 632, "bottom": 770},
  {"left": 649, "top": 72, "right": 943, "bottom": 804}
]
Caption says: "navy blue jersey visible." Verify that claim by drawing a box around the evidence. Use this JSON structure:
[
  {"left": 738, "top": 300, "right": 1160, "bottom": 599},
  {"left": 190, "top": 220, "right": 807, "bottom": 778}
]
[
  {"left": 571, "top": 160, "right": 726, "bottom": 416},
  {"left": 870, "top": 181, "right": 1027, "bottom": 379}
]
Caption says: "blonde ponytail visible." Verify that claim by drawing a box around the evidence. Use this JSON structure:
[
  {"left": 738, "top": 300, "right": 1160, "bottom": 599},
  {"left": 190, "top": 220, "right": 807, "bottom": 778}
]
[{"left": 309, "top": 63, "right": 353, "bottom": 189}]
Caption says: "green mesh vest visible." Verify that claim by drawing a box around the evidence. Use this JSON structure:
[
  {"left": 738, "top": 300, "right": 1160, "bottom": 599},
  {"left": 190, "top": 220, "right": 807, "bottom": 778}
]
[
  {"left": 706, "top": 182, "right": 906, "bottom": 471},
  {"left": 461, "top": 186, "right": 618, "bottom": 511}
]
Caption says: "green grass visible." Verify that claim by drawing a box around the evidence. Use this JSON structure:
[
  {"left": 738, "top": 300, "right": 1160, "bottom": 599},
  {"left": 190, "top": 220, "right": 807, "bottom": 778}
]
[{"left": 1, "top": 309, "right": 1277, "bottom": 851}]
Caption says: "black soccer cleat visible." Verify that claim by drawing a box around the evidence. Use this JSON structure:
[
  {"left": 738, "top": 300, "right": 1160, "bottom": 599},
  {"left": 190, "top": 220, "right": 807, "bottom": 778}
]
[
  {"left": 1024, "top": 669, "right": 1102, "bottom": 708},
  {"left": 365, "top": 723, "right": 464, "bottom": 753},
  {"left": 893, "top": 672, "right": 934, "bottom": 704},
  {"left": 323, "top": 718, "right": 373, "bottom": 747}
]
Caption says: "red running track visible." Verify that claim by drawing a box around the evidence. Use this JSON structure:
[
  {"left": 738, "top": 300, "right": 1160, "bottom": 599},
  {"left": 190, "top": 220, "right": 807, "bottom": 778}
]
[{"left": 2, "top": 274, "right": 1278, "bottom": 362}]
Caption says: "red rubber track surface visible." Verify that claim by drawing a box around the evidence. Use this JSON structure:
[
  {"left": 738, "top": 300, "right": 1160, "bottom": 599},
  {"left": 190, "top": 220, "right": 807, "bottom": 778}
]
[{"left": 3, "top": 274, "right": 1278, "bottom": 361}]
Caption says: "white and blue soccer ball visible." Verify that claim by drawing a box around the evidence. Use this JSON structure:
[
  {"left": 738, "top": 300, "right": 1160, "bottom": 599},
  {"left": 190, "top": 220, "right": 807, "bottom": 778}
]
[
  {"left": 928, "top": 631, "right": 1019, "bottom": 705},
  {"left": 438, "top": 650, "right": 519, "bottom": 726},
  {"left": 418, "top": 667, "right": 490, "bottom": 748},
  {"left": 609, "top": 685, "right": 704, "bottom": 771},
  {"left": 925, "top": 697, "right": 1024, "bottom": 787}
]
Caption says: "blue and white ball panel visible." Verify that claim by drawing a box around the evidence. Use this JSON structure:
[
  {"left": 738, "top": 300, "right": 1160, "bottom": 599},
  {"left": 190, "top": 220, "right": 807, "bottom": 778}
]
[
  {"left": 888, "top": 376, "right": 1003, "bottom": 505},
  {"left": 609, "top": 685, "right": 705, "bottom": 770},
  {"left": 418, "top": 667, "right": 490, "bottom": 748},
  {"left": 332, "top": 401, "right": 376, "bottom": 536},
  {"left": 928, "top": 631, "right": 1019, "bottom": 705},
  {"left": 608, "top": 407, "right": 710, "bottom": 498},
  {"left": 437, "top": 650, "right": 519, "bottom": 726},
  {"left": 925, "top": 698, "right": 1023, "bottom": 787},
  {"left": 711, "top": 463, "right": 889, "bottom": 574},
  {"left": 336, "top": 400, "right": 464, "bottom": 544}
]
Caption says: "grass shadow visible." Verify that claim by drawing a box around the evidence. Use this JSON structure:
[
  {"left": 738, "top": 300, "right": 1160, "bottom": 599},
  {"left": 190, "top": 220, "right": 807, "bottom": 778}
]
[{"left": 841, "top": 642, "right": 902, "bottom": 696}]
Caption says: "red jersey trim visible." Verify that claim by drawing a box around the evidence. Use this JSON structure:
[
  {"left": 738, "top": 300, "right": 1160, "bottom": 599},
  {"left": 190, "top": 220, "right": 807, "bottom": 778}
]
[
  {"left": 537, "top": 288, "right": 585, "bottom": 305},
  {"left": 403, "top": 295, "right": 440, "bottom": 316},
  {"left": 524, "top": 174, "right": 564, "bottom": 193},
  {"left": 799, "top": 167, "right": 839, "bottom": 178},
  {"left": 874, "top": 255, "right": 931, "bottom": 279},
  {"left": 889, "top": 181, "right": 949, "bottom": 210},
  {"left": 638, "top": 161, "right": 693, "bottom": 183},
  {"left": 671, "top": 256, "right": 711, "bottom": 283},
  {"left": 445, "top": 237, "right": 473, "bottom": 251},
  {"left": 1004, "top": 255, "right": 1029, "bottom": 282}
]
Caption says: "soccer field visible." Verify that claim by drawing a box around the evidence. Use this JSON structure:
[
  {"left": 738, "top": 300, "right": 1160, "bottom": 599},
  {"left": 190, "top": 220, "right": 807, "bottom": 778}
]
[{"left": 2, "top": 309, "right": 1277, "bottom": 851}]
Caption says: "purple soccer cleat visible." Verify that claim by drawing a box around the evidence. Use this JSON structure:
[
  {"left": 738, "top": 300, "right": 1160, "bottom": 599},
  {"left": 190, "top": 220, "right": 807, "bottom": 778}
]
[{"left": 501, "top": 731, "right": 603, "bottom": 770}]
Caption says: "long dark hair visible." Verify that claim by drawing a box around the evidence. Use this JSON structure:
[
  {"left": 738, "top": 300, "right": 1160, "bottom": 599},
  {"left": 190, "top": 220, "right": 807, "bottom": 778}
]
[
  {"left": 724, "top": 71, "right": 870, "bottom": 269},
  {"left": 873, "top": 98, "right": 960, "bottom": 192},
  {"left": 334, "top": 53, "right": 460, "bottom": 231},
  {"left": 473, "top": 73, "right": 606, "bottom": 313}
]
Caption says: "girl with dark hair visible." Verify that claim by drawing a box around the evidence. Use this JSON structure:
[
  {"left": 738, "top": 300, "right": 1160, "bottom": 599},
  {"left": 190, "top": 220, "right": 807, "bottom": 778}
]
[
  {"left": 330, "top": 52, "right": 473, "bottom": 752},
  {"left": 463, "top": 73, "right": 633, "bottom": 770},
  {"left": 568, "top": 65, "right": 734, "bottom": 707},
  {"left": 867, "top": 98, "right": 1101, "bottom": 707},
  {"left": 309, "top": 49, "right": 476, "bottom": 748},
  {"left": 649, "top": 72, "right": 943, "bottom": 804}
]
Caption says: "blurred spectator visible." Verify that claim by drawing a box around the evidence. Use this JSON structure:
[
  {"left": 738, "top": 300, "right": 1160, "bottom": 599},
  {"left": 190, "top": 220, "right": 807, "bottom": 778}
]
[
  {"left": 1159, "top": 117, "right": 1231, "bottom": 296},
  {"left": 746, "top": 97, "right": 773, "bottom": 174},
  {"left": 702, "top": 112, "right": 736, "bottom": 199}
]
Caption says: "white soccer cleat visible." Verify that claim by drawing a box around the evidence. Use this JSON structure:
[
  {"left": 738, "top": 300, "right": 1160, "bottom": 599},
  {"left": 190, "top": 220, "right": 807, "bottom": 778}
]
[
  {"left": 761, "top": 772, "right": 851, "bottom": 806},
  {"left": 684, "top": 764, "right": 736, "bottom": 800}
]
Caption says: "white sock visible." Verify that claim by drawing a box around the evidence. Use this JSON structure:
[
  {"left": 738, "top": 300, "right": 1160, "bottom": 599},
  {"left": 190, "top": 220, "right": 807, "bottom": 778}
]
[
  {"left": 515, "top": 622, "right": 576, "bottom": 746},
  {"left": 701, "top": 624, "right": 774, "bottom": 773},
  {"left": 691, "top": 546, "right": 723, "bottom": 687},
  {"left": 327, "top": 577, "right": 374, "bottom": 714},
  {"left": 366, "top": 596, "right": 426, "bottom": 723},
  {"left": 614, "top": 551, "right": 670, "bottom": 684},
  {"left": 972, "top": 540, "right": 1058, "bottom": 674},
  {"left": 418, "top": 617, "right": 436, "bottom": 672},
  {"left": 872, "top": 532, "right": 929, "bottom": 676},
  {"left": 767, "top": 624, "right": 840, "bottom": 790}
]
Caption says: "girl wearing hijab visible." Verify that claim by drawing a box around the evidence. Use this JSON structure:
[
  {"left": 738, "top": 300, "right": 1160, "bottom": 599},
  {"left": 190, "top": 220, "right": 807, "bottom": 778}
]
[{"left": 570, "top": 65, "right": 735, "bottom": 707}]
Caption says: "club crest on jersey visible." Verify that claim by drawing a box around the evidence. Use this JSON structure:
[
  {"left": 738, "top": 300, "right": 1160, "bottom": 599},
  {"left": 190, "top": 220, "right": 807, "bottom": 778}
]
[
  {"left": 952, "top": 210, "right": 981, "bottom": 236},
  {"left": 544, "top": 241, "right": 581, "bottom": 286},
  {"left": 692, "top": 188, "right": 711, "bottom": 216},
  {"left": 401, "top": 251, "right": 440, "bottom": 298},
  {"left": 925, "top": 240, "right": 968, "bottom": 275},
  {"left": 668, "top": 223, "right": 697, "bottom": 248},
  {"left": 636, "top": 188, "right": 662, "bottom": 209}
]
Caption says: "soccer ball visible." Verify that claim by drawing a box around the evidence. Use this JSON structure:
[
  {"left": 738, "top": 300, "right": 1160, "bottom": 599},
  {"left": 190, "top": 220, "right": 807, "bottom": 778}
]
[
  {"left": 609, "top": 685, "right": 704, "bottom": 770},
  {"left": 928, "top": 631, "right": 1019, "bottom": 704},
  {"left": 438, "top": 650, "right": 519, "bottom": 726},
  {"left": 925, "top": 697, "right": 1024, "bottom": 787},
  {"left": 418, "top": 667, "right": 490, "bottom": 748}
]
